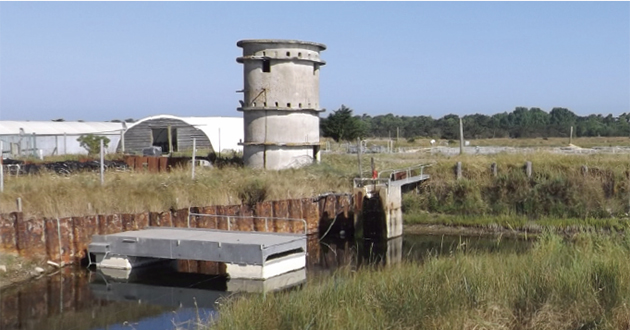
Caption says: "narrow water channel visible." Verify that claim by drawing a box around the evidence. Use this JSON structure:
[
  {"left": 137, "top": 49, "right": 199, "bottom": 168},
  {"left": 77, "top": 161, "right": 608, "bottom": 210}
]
[{"left": 0, "top": 233, "right": 531, "bottom": 330}]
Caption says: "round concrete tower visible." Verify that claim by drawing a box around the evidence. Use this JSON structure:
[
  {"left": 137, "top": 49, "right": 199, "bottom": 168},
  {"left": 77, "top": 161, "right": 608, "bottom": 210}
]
[{"left": 236, "top": 39, "right": 326, "bottom": 170}]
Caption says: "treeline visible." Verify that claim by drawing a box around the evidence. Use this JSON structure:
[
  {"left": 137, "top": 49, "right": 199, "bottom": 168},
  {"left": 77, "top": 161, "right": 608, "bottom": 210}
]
[{"left": 321, "top": 106, "right": 630, "bottom": 141}]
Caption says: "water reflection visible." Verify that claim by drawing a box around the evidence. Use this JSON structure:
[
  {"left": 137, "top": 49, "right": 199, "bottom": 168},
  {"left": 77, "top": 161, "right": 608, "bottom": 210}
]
[{"left": 0, "top": 233, "right": 531, "bottom": 330}]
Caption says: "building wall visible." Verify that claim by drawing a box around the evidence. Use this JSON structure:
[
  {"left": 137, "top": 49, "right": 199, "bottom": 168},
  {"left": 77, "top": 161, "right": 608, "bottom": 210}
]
[
  {"left": 237, "top": 39, "right": 326, "bottom": 169},
  {"left": 1, "top": 133, "right": 121, "bottom": 157},
  {"left": 121, "top": 118, "right": 211, "bottom": 154},
  {"left": 243, "top": 110, "right": 320, "bottom": 144},
  {"left": 243, "top": 145, "right": 317, "bottom": 170}
]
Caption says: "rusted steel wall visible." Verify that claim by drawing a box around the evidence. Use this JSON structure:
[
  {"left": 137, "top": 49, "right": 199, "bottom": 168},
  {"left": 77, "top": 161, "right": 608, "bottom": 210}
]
[
  {"left": 0, "top": 213, "right": 18, "bottom": 251},
  {"left": 0, "top": 194, "right": 354, "bottom": 266},
  {"left": 123, "top": 155, "right": 180, "bottom": 173}
]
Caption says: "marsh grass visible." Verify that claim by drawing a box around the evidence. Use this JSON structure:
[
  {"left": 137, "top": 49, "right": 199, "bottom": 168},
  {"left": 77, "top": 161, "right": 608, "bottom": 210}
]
[
  {"left": 406, "top": 152, "right": 630, "bottom": 220},
  {"left": 208, "top": 233, "right": 630, "bottom": 330}
]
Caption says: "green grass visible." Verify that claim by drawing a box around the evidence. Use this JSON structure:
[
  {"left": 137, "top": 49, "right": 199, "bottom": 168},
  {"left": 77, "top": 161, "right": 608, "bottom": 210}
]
[{"left": 208, "top": 233, "right": 630, "bottom": 330}]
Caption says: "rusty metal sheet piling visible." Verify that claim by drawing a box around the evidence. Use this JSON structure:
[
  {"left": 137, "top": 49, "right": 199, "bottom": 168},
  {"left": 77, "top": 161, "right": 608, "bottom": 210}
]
[
  {"left": 288, "top": 199, "right": 304, "bottom": 234},
  {"left": 215, "top": 206, "right": 230, "bottom": 230},
  {"left": 172, "top": 208, "right": 190, "bottom": 228},
  {"left": 255, "top": 201, "right": 273, "bottom": 232},
  {"left": 73, "top": 215, "right": 99, "bottom": 262},
  {"left": 45, "top": 217, "right": 75, "bottom": 264},
  {"left": 302, "top": 198, "right": 320, "bottom": 235},
  {"left": 197, "top": 206, "right": 218, "bottom": 229},
  {"left": 0, "top": 212, "right": 18, "bottom": 251},
  {"left": 18, "top": 217, "right": 46, "bottom": 260},
  {"left": 272, "top": 200, "right": 291, "bottom": 233},
  {"left": 238, "top": 205, "right": 255, "bottom": 232},
  {"left": 99, "top": 214, "right": 123, "bottom": 235}
]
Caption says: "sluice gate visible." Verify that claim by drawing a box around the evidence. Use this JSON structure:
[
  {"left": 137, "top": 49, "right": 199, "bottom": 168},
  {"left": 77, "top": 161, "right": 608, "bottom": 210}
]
[{"left": 353, "top": 164, "right": 430, "bottom": 239}]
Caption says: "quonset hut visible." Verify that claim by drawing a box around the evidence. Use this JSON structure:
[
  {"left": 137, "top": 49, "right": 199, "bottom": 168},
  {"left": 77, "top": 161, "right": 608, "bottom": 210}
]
[
  {"left": 120, "top": 115, "right": 243, "bottom": 155},
  {"left": 236, "top": 39, "right": 326, "bottom": 170}
]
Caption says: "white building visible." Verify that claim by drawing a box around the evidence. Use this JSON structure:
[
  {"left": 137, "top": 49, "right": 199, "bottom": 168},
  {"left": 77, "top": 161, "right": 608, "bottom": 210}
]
[{"left": 0, "top": 121, "right": 124, "bottom": 158}]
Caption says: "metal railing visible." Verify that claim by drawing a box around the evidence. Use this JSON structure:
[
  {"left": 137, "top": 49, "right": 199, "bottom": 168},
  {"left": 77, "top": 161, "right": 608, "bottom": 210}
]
[
  {"left": 188, "top": 213, "right": 307, "bottom": 235},
  {"left": 353, "top": 163, "right": 431, "bottom": 188}
]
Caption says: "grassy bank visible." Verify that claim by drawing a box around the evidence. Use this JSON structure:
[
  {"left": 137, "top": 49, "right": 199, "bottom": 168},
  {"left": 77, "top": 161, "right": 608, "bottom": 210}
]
[
  {"left": 403, "top": 214, "right": 630, "bottom": 235},
  {"left": 209, "top": 233, "right": 630, "bottom": 330},
  {"left": 402, "top": 152, "right": 630, "bottom": 221},
  {"left": 2, "top": 151, "right": 629, "bottom": 220}
]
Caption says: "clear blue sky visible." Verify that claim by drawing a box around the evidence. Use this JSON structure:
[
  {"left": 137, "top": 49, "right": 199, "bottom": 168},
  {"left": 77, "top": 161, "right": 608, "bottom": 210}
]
[{"left": 0, "top": 2, "right": 628, "bottom": 121}]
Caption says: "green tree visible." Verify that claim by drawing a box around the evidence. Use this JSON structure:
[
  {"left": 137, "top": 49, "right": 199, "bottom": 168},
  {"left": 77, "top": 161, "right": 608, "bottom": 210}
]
[
  {"left": 321, "top": 105, "right": 367, "bottom": 142},
  {"left": 77, "top": 134, "right": 111, "bottom": 156}
]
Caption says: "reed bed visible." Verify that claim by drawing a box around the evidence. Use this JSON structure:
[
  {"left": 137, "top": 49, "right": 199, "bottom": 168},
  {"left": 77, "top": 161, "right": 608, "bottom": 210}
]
[{"left": 208, "top": 233, "right": 630, "bottom": 330}]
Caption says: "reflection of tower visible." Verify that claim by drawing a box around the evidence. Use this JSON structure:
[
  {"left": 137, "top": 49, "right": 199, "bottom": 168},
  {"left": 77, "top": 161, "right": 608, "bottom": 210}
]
[{"left": 236, "top": 39, "right": 326, "bottom": 169}]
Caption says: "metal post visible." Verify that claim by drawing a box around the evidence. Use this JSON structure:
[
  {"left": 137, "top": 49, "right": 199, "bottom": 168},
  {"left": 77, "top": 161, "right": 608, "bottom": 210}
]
[
  {"left": 456, "top": 161, "right": 462, "bottom": 180},
  {"left": 32, "top": 133, "right": 37, "bottom": 158},
  {"left": 570, "top": 126, "right": 573, "bottom": 145},
  {"left": 357, "top": 138, "right": 362, "bottom": 178},
  {"left": 0, "top": 141, "right": 4, "bottom": 193},
  {"left": 191, "top": 138, "right": 196, "bottom": 180},
  {"left": 167, "top": 125, "right": 173, "bottom": 155},
  {"left": 459, "top": 117, "right": 464, "bottom": 155},
  {"left": 100, "top": 139, "right": 104, "bottom": 186},
  {"left": 120, "top": 130, "right": 125, "bottom": 154}
]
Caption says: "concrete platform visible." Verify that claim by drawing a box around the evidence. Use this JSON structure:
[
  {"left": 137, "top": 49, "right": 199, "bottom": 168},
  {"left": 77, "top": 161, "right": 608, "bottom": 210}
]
[{"left": 88, "top": 227, "right": 306, "bottom": 279}]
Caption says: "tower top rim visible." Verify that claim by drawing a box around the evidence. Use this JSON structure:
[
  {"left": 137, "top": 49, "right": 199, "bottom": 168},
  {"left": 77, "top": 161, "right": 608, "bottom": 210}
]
[{"left": 237, "top": 39, "right": 326, "bottom": 51}]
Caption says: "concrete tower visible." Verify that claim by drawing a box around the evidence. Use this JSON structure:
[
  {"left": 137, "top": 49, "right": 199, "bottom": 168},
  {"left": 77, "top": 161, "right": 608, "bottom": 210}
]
[{"left": 236, "top": 39, "right": 326, "bottom": 169}]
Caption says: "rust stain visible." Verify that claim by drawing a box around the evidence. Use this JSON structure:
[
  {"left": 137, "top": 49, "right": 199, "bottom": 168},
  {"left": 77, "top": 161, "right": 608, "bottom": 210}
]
[
  {"left": 18, "top": 217, "right": 46, "bottom": 260},
  {"left": 172, "top": 208, "right": 190, "bottom": 228},
  {"left": 99, "top": 214, "right": 122, "bottom": 235},
  {"left": 147, "top": 157, "right": 159, "bottom": 173},
  {"left": 0, "top": 213, "right": 17, "bottom": 252},
  {"left": 187, "top": 207, "right": 199, "bottom": 228},
  {"left": 272, "top": 200, "right": 290, "bottom": 233},
  {"left": 121, "top": 214, "right": 135, "bottom": 231},
  {"left": 302, "top": 198, "right": 320, "bottom": 235},
  {"left": 237, "top": 205, "right": 255, "bottom": 232},
  {"left": 288, "top": 199, "right": 304, "bottom": 234},
  {"left": 73, "top": 215, "right": 99, "bottom": 262},
  {"left": 255, "top": 201, "right": 273, "bottom": 232},
  {"left": 177, "top": 259, "right": 199, "bottom": 273},
  {"left": 134, "top": 212, "right": 149, "bottom": 230},
  {"left": 197, "top": 206, "right": 218, "bottom": 229}
]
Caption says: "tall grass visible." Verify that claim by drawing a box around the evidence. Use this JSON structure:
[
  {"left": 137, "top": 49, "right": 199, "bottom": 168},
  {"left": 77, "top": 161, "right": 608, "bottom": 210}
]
[
  {"left": 0, "top": 163, "right": 356, "bottom": 218},
  {"left": 2, "top": 151, "right": 629, "bottom": 220},
  {"left": 208, "top": 233, "right": 630, "bottom": 330},
  {"left": 405, "top": 152, "right": 630, "bottom": 220}
]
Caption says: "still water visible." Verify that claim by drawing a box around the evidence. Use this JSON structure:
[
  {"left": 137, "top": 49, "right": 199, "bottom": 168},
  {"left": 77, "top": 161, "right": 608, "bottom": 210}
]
[{"left": 0, "top": 233, "right": 531, "bottom": 330}]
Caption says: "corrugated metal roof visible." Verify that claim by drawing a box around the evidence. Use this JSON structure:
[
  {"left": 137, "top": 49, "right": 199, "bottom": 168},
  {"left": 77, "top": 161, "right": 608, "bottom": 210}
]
[
  {"left": 0, "top": 121, "right": 124, "bottom": 136},
  {"left": 128, "top": 115, "right": 244, "bottom": 151}
]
